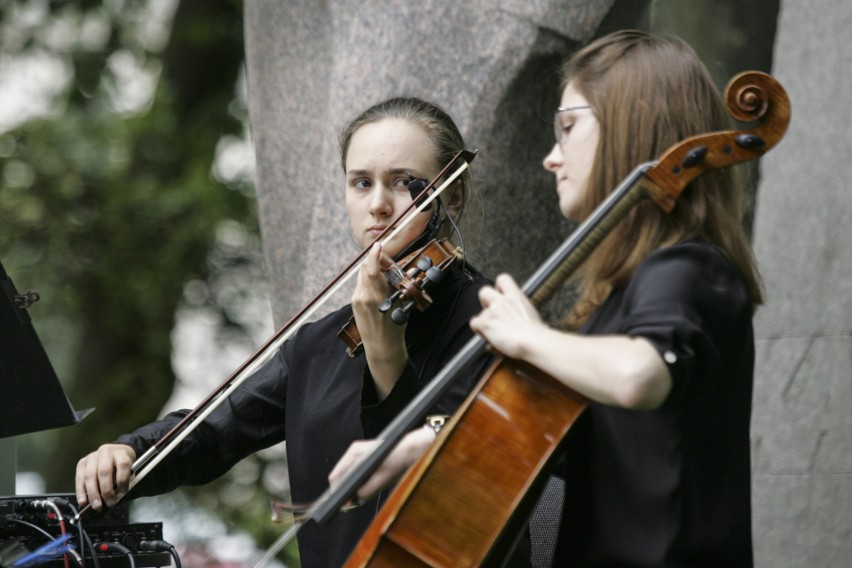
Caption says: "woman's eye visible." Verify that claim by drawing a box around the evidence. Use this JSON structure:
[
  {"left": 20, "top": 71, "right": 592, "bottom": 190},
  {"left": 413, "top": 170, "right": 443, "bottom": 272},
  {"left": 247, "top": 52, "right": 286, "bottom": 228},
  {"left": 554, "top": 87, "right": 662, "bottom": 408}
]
[
  {"left": 353, "top": 179, "right": 371, "bottom": 189},
  {"left": 393, "top": 177, "right": 410, "bottom": 189}
]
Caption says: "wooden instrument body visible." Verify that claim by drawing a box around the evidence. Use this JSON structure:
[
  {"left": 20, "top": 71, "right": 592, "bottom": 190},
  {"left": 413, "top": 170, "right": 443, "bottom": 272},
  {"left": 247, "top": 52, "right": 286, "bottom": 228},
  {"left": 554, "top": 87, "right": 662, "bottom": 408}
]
[{"left": 347, "top": 357, "right": 587, "bottom": 567}]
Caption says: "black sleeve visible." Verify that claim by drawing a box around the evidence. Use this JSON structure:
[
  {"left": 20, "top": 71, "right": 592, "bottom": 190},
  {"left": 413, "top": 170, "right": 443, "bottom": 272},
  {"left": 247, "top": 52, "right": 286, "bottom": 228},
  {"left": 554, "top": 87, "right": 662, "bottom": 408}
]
[
  {"left": 115, "top": 349, "right": 289, "bottom": 496},
  {"left": 619, "top": 241, "right": 751, "bottom": 406}
]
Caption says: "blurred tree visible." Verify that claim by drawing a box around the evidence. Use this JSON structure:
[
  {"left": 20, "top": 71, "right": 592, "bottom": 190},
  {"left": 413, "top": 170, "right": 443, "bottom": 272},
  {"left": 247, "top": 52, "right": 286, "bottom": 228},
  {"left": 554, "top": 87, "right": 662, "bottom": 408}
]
[
  {"left": 1, "top": 1, "right": 289, "bottom": 562},
  {"left": 0, "top": 0, "right": 249, "bottom": 486},
  {"left": 0, "top": 0, "right": 265, "bottom": 518}
]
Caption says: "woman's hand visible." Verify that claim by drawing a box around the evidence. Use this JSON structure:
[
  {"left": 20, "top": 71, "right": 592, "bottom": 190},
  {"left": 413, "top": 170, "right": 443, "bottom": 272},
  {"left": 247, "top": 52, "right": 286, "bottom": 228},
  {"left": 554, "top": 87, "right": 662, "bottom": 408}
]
[
  {"left": 75, "top": 443, "right": 137, "bottom": 510},
  {"left": 328, "top": 427, "right": 435, "bottom": 503},
  {"left": 471, "top": 274, "right": 672, "bottom": 409},
  {"left": 469, "top": 273, "right": 546, "bottom": 360},
  {"left": 352, "top": 243, "right": 409, "bottom": 399}
]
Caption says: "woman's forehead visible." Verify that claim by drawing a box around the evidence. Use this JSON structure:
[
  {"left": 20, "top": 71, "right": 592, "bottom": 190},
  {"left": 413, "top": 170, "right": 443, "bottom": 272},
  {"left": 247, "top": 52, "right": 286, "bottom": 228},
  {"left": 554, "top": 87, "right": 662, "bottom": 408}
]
[
  {"left": 346, "top": 118, "right": 439, "bottom": 173},
  {"left": 560, "top": 81, "right": 589, "bottom": 107}
]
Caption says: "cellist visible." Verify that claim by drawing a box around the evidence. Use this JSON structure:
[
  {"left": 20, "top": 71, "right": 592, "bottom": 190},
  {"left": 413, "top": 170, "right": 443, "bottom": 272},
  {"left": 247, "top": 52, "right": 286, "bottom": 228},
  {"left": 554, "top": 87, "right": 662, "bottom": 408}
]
[
  {"left": 75, "top": 97, "right": 494, "bottom": 567},
  {"left": 470, "top": 30, "right": 759, "bottom": 566}
]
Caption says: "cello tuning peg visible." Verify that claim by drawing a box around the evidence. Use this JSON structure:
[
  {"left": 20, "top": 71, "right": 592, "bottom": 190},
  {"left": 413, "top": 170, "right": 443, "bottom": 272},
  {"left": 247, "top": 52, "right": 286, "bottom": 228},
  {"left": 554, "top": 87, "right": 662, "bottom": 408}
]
[
  {"left": 734, "top": 133, "right": 765, "bottom": 150},
  {"left": 681, "top": 145, "right": 708, "bottom": 168}
]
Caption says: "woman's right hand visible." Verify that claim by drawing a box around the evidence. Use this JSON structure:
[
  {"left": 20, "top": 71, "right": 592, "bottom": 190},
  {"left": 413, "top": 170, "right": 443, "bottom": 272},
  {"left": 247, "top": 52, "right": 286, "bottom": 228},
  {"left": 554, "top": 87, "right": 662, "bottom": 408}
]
[
  {"left": 328, "top": 427, "right": 435, "bottom": 503},
  {"left": 75, "top": 444, "right": 137, "bottom": 510}
]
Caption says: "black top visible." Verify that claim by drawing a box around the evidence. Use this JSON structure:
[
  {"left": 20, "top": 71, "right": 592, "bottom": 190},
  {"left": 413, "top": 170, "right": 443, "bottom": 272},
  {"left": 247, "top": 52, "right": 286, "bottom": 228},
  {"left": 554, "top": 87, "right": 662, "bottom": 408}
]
[
  {"left": 554, "top": 240, "right": 754, "bottom": 567},
  {"left": 116, "top": 260, "right": 492, "bottom": 567}
]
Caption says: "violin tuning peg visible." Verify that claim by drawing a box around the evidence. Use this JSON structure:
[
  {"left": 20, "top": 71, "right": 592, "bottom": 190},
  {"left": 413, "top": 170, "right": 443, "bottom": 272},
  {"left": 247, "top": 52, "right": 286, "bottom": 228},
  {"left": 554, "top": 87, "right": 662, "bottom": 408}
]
[
  {"left": 379, "top": 291, "right": 401, "bottom": 313},
  {"left": 424, "top": 266, "right": 443, "bottom": 285},
  {"left": 391, "top": 302, "right": 415, "bottom": 325},
  {"left": 416, "top": 257, "right": 433, "bottom": 272}
]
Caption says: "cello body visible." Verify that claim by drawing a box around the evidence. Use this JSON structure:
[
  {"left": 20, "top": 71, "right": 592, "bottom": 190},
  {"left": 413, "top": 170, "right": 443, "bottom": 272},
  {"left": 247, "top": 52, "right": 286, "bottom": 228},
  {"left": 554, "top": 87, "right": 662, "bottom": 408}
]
[{"left": 347, "top": 357, "right": 587, "bottom": 567}]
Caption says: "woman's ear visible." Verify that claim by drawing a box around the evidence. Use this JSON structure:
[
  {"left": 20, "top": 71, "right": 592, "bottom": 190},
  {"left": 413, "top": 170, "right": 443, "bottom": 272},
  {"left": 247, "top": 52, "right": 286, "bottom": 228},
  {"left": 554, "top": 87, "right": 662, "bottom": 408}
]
[{"left": 445, "top": 181, "right": 464, "bottom": 220}]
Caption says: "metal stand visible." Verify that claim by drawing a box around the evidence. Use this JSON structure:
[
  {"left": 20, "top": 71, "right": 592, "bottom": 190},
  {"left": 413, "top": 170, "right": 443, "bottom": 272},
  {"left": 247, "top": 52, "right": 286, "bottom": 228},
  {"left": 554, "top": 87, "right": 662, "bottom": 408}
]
[{"left": 0, "top": 260, "right": 89, "bottom": 489}]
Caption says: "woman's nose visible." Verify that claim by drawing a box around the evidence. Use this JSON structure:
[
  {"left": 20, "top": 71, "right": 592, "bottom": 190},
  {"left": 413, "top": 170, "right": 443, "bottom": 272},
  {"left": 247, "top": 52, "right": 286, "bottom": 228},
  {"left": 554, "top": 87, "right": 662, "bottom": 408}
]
[
  {"left": 369, "top": 185, "right": 393, "bottom": 216},
  {"left": 543, "top": 143, "right": 563, "bottom": 172}
]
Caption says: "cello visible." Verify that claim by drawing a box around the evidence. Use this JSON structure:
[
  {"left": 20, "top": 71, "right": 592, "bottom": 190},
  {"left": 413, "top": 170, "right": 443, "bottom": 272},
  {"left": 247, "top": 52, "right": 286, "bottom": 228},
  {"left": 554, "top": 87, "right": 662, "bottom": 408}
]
[{"left": 332, "top": 70, "right": 790, "bottom": 567}]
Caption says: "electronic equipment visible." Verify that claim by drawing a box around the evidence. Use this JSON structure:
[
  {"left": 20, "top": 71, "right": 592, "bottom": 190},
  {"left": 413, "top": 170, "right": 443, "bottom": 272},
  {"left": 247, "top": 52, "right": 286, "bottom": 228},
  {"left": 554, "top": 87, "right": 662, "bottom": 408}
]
[{"left": 0, "top": 494, "right": 173, "bottom": 567}]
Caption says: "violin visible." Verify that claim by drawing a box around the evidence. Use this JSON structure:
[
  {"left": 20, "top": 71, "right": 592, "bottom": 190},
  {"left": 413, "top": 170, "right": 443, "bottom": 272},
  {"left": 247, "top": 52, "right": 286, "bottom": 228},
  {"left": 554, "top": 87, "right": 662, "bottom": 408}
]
[
  {"left": 337, "top": 238, "right": 463, "bottom": 357},
  {"left": 247, "top": 70, "right": 789, "bottom": 568}
]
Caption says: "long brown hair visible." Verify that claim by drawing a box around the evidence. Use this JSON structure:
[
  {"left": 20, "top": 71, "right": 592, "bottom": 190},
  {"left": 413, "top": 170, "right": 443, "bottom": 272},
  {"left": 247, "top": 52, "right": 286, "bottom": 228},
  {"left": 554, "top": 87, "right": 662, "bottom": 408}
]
[{"left": 562, "top": 30, "right": 763, "bottom": 329}]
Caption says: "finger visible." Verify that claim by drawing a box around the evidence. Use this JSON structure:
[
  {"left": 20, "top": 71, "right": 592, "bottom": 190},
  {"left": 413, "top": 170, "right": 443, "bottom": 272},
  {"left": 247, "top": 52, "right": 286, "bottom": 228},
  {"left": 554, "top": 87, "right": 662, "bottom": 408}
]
[
  {"left": 328, "top": 441, "right": 372, "bottom": 489},
  {"left": 75, "top": 456, "right": 92, "bottom": 507},
  {"left": 476, "top": 285, "right": 499, "bottom": 308},
  {"left": 364, "top": 243, "right": 383, "bottom": 277},
  {"left": 328, "top": 451, "right": 355, "bottom": 488},
  {"left": 96, "top": 448, "right": 120, "bottom": 507},
  {"left": 82, "top": 455, "right": 104, "bottom": 510},
  {"left": 113, "top": 450, "right": 134, "bottom": 495},
  {"left": 494, "top": 273, "right": 521, "bottom": 294}
]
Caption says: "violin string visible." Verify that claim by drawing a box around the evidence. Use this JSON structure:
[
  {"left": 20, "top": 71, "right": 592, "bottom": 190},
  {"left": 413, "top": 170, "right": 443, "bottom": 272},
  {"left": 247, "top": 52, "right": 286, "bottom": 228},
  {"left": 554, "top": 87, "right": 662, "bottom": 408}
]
[{"left": 383, "top": 259, "right": 405, "bottom": 286}]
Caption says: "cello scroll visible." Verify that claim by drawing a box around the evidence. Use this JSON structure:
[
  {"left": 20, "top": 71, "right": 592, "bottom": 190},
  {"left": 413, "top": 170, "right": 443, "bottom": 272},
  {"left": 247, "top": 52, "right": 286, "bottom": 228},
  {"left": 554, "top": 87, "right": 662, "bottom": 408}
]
[{"left": 642, "top": 71, "right": 791, "bottom": 212}]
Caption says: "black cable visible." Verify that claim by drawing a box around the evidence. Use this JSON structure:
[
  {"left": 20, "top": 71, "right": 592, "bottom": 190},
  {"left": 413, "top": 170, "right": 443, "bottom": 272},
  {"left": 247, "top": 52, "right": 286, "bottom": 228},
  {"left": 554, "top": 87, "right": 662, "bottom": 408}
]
[
  {"left": 78, "top": 528, "right": 100, "bottom": 568},
  {"left": 4, "top": 517, "right": 54, "bottom": 541},
  {"left": 93, "top": 542, "right": 136, "bottom": 568},
  {"left": 138, "top": 540, "right": 181, "bottom": 568}
]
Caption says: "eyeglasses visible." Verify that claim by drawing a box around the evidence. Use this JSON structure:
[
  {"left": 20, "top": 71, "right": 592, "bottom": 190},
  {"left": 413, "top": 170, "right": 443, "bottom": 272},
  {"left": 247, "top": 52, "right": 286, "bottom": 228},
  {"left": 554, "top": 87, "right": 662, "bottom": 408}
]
[{"left": 553, "top": 105, "right": 591, "bottom": 147}]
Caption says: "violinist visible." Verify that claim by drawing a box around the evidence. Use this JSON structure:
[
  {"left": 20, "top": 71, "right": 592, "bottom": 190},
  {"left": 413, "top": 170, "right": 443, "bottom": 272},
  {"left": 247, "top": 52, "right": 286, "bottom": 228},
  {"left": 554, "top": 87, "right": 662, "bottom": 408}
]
[
  {"left": 75, "top": 97, "right": 491, "bottom": 567},
  {"left": 469, "top": 30, "right": 759, "bottom": 566}
]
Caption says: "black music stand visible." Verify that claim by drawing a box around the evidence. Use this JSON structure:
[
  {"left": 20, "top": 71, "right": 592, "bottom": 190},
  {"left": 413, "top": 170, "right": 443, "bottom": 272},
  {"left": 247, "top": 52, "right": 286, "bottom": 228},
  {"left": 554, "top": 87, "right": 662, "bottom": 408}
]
[{"left": 0, "top": 260, "right": 90, "bottom": 439}]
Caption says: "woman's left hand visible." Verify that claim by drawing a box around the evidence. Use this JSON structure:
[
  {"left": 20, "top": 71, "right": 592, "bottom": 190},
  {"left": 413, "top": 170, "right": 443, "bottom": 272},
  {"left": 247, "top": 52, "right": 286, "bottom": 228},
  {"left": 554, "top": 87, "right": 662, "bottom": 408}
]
[
  {"left": 328, "top": 427, "right": 435, "bottom": 503},
  {"left": 352, "top": 243, "right": 409, "bottom": 398}
]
